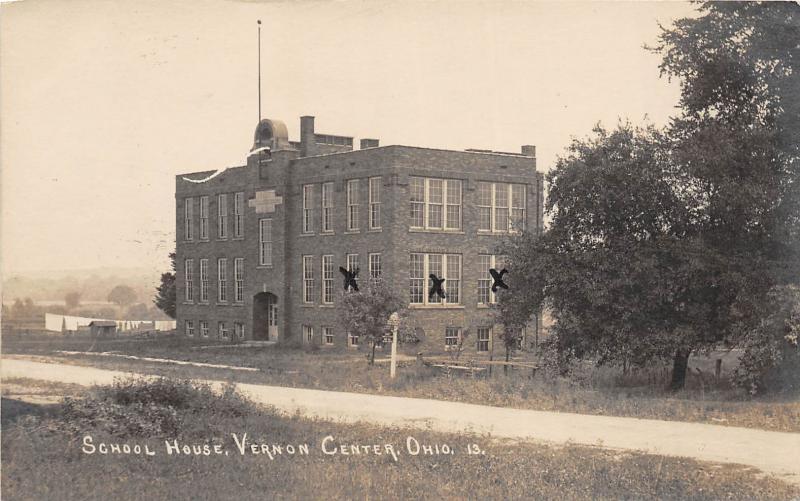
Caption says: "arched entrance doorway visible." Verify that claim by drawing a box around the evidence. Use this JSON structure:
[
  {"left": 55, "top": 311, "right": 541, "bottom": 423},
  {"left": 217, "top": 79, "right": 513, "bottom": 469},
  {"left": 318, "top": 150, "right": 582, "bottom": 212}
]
[{"left": 253, "top": 292, "right": 278, "bottom": 341}]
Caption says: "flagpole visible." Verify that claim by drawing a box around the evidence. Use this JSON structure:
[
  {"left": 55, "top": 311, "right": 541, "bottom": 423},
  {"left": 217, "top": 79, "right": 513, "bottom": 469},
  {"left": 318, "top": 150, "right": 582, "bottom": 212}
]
[{"left": 258, "top": 19, "right": 262, "bottom": 122}]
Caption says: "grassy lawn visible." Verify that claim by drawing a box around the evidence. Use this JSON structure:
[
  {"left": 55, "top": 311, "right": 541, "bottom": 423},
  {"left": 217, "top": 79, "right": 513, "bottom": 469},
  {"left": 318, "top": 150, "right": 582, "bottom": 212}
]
[
  {"left": 4, "top": 334, "right": 800, "bottom": 433},
  {"left": 2, "top": 377, "right": 798, "bottom": 501}
]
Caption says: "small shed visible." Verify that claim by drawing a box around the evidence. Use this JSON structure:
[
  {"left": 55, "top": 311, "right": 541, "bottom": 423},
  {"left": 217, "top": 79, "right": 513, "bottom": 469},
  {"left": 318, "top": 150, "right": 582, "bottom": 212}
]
[{"left": 88, "top": 320, "right": 117, "bottom": 338}]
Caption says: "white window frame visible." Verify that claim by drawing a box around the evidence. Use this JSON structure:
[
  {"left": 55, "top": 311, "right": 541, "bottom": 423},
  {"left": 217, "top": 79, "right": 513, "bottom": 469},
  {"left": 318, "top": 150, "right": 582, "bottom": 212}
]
[
  {"left": 369, "top": 176, "right": 381, "bottom": 230},
  {"left": 346, "top": 254, "right": 359, "bottom": 290},
  {"left": 218, "top": 321, "right": 229, "bottom": 339},
  {"left": 303, "top": 184, "right": 314, "bottom": 234},
  {"left": 477, "top": 182, "right": 526, "bottom": 233},
  {"left": 321, "top": 182, "right": 334, "bottom": 233},
  {"left": 185, "top": 320, "right": 194, "bottom": 337},
  {"left": 218, "top": 194, "right": 228, "bottom": 239},
  {"left": 347, "top": 179, "right": 359, "bottom": 231},
  {"left": 217, "top": 258, "right": 227, "bottom": 303},
  {"left": 409, "top": 177, "right": 462, "bottom": 231},
  {"left": 408, "top": 253, "right": 461, "bottom": 306},
  {"left": 303, "top": 325, "right": 314, "bottom": 345},
  {"left": 348, "top": 331, "right": 359, "bottom": 348},
  {"left": 234, "top": 192, "right": 244, "bottom": 238},
  {"left": 199, "top": 259, "right": 209, "bottom": 302},
  {"left": 184, "top": 197, "right": 194, "bottom": 241},
  {"left": 303, "top": 255, "right": 315, "bottom": 303},
  {"left": 234, "top": 258, "right": 244, "bottom": 302},
  {"left": 184, "top": 259, "right": 194, "bottom": 302},
  {"left": 259, "top": 219, "right": 273, "bottom": 266},
  {"left": 322, "top": 255, "right": 334, "bottom": 304},
  {"left": 445, "top": 326, "right": 461, "bottom": 348},
  {"left": 478, "top": 254, "right": 498, "bottom": 305},
  {"left": 199, "top": 320, "right": 209, "bottom": 338},
  {"left": 323, "top": 326, "right": 334, "bottom": 346},
  {"left": 199, "top": 196, "right": 209, "bottom": 240},
  {"left": 368, "top": 253, "right": 382, "bottom": 284},
  {"left": 234, "top": 322, "right": 245, "bottom": 340},
  {"left": 477, "top": 327, "right": 491, "bottom": 352}
]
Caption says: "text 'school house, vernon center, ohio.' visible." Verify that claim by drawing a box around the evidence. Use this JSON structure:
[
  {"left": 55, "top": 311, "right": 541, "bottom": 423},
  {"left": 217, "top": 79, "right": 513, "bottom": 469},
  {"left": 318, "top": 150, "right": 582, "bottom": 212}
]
[{"left": 176, "top": 116, "right": 544, "bottom": 353}]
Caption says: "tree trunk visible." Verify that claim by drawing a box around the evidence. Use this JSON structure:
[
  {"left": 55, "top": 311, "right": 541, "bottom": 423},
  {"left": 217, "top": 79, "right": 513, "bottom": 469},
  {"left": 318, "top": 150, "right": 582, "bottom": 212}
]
[
  {"left": 504, "top": 347, "right": 510, "bottom": 376},
  {"left": 669, "top": 348, "right": 691, "bottom": 391},
  {"left": 370, "top": 342, "right": 377, "bottom": 365}
]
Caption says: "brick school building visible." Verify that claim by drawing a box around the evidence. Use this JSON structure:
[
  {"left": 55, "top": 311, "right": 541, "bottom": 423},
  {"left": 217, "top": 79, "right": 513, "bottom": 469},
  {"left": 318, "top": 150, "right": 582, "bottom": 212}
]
[{"left": 176, "top": 115, "right": 543, "bottom": 354}]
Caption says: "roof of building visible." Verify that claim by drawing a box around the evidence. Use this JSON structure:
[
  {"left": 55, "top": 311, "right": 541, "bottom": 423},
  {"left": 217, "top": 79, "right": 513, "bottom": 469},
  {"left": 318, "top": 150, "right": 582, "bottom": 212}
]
[{"left": 88, "top": 320, "right": 117, "bottom": 327}]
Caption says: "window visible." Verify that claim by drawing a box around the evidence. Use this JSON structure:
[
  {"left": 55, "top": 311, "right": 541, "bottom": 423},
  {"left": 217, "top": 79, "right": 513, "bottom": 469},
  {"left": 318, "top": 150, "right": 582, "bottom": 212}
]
[
  {"left": 511, "top": 184, "right": 526, "bottom": 232},
  {"left": 369, "top": 177, "right": 381, "bottom": 229},
  {"left": 234, "top": 322, "right": 245, "bottom": 340},
  {"left": 259, "top": 219, "right": 273, "bottom": 266},
  {"left": 478, "top": 254, "right": 498, "bottom": 305},
  {"left": 185, "top": 320, "right": 194, "bottom": 337},
  {"left": 409, "top": 254, "right": 424, "bottom": 304},
  {"left": 218, "top": 321, "right": 229, "bottom": 339},
  {"left": 445, "top": 180, "right": 462, "bottom": 230},
  {"left": 184, "top": 259, "right": 194, "bottom": 302},
  {"left": 445, "top": 327, "right": 461, "bottom": 348},
  {"left": 410, "top": 177, "right": 424, "bottom": 228},
  {"left": 217, "top": 258, "right": 227, "bottom": 302},
  {"left": 408, "top": 253, "right": 461, "bottom": 305},
  {"left": 322, "top": 255, "right": 334, "bottom": 304},
  {"left": 408, "top": 177, "right": 462, "bottom": 230},
  {"left": 303, "top": 255, "right": 315, "bottom": 303},
  {"left": 321, "top": 182, "right": 333, "bottom": 233},
  {"left": 199, "top": 259, "right": 209, "bottom": 302},
  {"left": 323, "top": 326, "right": 334, "bottom": 346},
  {"left": 234, "top": 192, "right": 244, "bottom": 238},
  {"left": 234, "top": 258, "right": 244, "bottom": 302},
  {"left": 184, "top": 197, "right": 194, "bottom": 241},
  {"left": 303, "top": 184, "right": 314, "bottom": 233},
  {"left": 477, "top": 327, "right": 491, "bottom": 352},
  {"left": 477, "top": 182, "right": 526, "bottom": 233},
  {"left": 347, "top": 179, "right": 359, "bottom": 231},
  {"left": 369, "top": 253, "right": 382, "bottom": 284},
  {"left": 218, "top": 194, "right": 228, "bottom": 239},
  {"left": 199, "top": 320, "right": 209, "bottom": 338},
  {"left": 348, "top": 331, "right": 359, "bottom": 347},
  {"left": 199, "top": 196, "right": 209, "bottom": 239},
  {"left": 303, "top": 325, "right": 314, "bottom": 345},
  {"left": 346, "top": 254, "right": 359, "bottom": 290}
]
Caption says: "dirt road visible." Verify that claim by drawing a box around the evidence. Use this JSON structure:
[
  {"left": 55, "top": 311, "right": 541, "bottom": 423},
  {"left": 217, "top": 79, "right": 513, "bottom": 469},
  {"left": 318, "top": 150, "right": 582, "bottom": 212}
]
[{"left": 3, "top": 357, "right": 799, "bottom": 485}]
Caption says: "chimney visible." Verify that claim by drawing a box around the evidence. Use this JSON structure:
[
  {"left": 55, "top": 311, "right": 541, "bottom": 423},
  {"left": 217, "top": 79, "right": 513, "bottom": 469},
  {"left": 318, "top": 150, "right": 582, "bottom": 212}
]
[
  {"left": 360, "top": 138, "right": 379, "bottom": 149},
  {"left": 521, "top": 145, "right": 536, "bottom": 157},
  {"left": 300, "top": 116, "right": 315, "bottom": 157}
]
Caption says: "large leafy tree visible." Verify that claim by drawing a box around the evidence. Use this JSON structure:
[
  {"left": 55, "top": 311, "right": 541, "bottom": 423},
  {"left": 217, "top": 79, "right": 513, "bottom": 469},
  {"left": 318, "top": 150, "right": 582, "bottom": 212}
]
[
  {"left": 501, "top": 2, "right": 800, "bottom": 389},
  {"left": 656, "top": 2, "right": 800, "bottom": 387}
]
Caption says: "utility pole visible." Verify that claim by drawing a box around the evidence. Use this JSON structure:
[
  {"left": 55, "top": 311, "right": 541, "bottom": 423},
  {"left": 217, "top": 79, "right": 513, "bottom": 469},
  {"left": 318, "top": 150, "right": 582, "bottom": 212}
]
[{"left": 389, "top": 312, "right": 399, "bottom": 379}]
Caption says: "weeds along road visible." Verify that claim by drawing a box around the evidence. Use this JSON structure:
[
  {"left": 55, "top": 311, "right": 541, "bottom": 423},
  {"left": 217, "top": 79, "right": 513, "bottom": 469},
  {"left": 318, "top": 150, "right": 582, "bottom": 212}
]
[{"left": 3, "top": 357, "right": 799, "bottom": 486}]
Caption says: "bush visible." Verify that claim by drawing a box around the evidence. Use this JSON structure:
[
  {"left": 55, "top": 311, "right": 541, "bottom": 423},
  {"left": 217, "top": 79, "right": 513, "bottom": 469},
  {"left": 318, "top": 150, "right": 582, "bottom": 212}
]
[
  {"left": 54, "top": 377, "right": 254, "bottom": 438},
  {"left": 732, "top": 286, "right": 800, "bottom": 395}
]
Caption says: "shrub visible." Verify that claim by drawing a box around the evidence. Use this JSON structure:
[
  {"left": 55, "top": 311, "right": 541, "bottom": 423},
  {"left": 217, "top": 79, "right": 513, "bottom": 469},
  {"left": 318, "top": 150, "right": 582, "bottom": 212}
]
[
  {"left": 732, "top": 286, "right": 800, "bottom": 395},
  {"left": 54, "top": 377, "right": 254, "bottom": 438}
]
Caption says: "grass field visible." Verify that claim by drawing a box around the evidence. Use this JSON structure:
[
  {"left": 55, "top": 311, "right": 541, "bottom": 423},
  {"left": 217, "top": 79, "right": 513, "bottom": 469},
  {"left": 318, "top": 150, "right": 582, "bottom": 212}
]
[
  {"left": 4, "top": 334, "right": 800, "bottom": 433},
  {"left": 2, "top": 377, "right": 797, "bottom": 501}
]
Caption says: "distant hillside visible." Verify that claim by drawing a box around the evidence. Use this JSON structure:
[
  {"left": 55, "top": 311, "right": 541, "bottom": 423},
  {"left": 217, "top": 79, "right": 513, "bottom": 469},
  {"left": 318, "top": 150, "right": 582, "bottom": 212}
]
[{"left": 2, "top": 266, "right": 166, "bottom": 305}]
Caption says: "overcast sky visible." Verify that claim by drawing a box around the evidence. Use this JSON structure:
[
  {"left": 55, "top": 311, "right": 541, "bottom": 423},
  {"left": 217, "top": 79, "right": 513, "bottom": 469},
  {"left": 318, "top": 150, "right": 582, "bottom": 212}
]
[{"left": 1, "top": 0, "right": 696, "bottom": 275}]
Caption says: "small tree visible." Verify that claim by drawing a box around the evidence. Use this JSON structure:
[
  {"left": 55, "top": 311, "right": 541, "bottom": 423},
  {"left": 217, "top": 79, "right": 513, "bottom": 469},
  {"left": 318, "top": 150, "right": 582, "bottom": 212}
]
[
  {"left": 154, "top": 252, "right": 177, "bottom": 319},
  {"left": 64, "top": 291, "right": 82, "bottom": 310},
  {"left": 108, "top": 285, "right": 137, "bottom": 307},
  {"left": 338, "top": 280, "right": 407, "bottom": 365}
]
